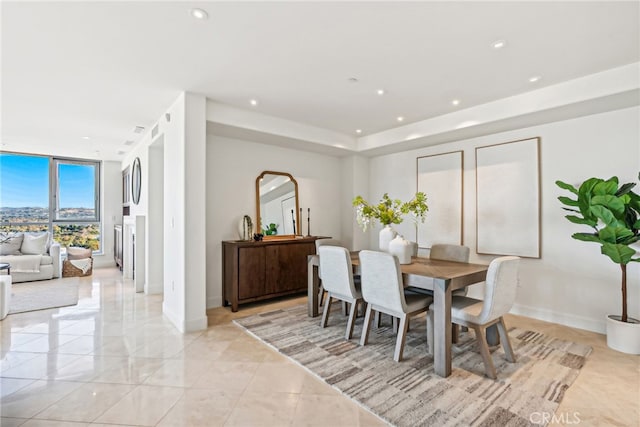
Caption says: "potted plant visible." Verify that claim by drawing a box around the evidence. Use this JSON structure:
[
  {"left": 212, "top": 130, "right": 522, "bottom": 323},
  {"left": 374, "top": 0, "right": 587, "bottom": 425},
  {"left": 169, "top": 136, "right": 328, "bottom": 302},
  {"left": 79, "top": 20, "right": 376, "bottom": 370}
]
[
  {"left": 352, "top": 192, "right": 428, "bottom": 251},
  {"left": 556, "top": 173, "right": 640, "bottom": 354}
]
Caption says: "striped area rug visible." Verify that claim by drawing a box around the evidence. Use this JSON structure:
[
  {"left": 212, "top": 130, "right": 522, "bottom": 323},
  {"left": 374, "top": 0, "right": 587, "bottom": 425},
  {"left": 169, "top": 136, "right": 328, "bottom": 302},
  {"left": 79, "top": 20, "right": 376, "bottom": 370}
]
[{"left": 234, "top": 304, "right": 591, "bottom": 427}]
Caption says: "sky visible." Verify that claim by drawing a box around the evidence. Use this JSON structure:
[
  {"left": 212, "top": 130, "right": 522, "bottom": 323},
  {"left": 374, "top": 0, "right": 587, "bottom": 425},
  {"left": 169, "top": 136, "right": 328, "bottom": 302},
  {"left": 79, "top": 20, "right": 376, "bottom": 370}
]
[{"left": 0, "top": 153, "right": 95, "bottom": 208}]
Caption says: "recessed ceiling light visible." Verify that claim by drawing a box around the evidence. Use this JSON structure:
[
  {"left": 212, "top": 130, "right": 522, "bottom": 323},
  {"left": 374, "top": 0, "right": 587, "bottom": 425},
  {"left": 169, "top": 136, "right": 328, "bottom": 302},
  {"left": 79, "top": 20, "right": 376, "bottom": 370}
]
[
  {"left": 133, "top": 126, "right": 145, "bottom": 134},
  {"left": 356, "top": 129, "right": 362, "bottom": 134},
  {"left": 529, "top": 75, "right": 541, "bottom": 83},
  {"left": 376, "top": 89, "right": 385, "bottom": 95},
  {"left": 190, "top": 8, "right": 209, "bottom": 20},
  {"left": 452, "top": 99, "right": 460, "bottom": 106},
  {"left": 492, "top": 39, "right": 507, "bottom": 49},
  {"left": 82, "top": 136, "right": 90, "bottom": 140},
  {"left": 397, "top": 116, "right": 404, "bottom": 122},
  {"left": 250, "top": 99, "right": 258, "bottom": 106}
]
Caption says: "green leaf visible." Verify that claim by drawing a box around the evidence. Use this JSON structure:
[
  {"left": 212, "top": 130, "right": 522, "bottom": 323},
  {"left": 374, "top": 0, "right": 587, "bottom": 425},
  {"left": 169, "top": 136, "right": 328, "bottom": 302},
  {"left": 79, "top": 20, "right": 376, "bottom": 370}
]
[
  {"left": 634, "top": 219, "right": 640, "bottom": 229},
  {"left": 571, "top": 232, "right": 602, "bottom": 243},
  {"left": 616, "top": 182, "right": 636, "bottom": 196},
  {"left": 591, "top": 195, "right": 625, "bottom": 216},
  {"left": 593, "top": 177, "right": 619, "bottom": 195},
  {"left": 601, "top": 243, "right": 636, "bottom": 264},
  {"left": 589, "top": 205, "right": 620, "bottom": 226},
  {"left": 558, "top": 196, "right": 579, "bottom": 207},
  {"left": 565, "top": 215, "right": 597, "bottom": 226},
  {"left": 561, "top": 207, "right": 580, "bottom": 213},
  {"left": 598, "top": 226, "right": 633, "bottom": 244},
  {"left": 578, "top": 178, "right": 602, "bottom": 218},
  {"left": 556, "top": 180, "right": 578, "bottom": 195}
]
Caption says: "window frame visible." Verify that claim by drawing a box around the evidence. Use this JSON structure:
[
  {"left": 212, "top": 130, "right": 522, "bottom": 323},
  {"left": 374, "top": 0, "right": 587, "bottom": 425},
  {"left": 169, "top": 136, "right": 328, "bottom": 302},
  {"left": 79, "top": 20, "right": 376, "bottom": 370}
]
[
  {"left": 0, "top": 151, "right": 102, "bottom": 253},
  {"left": 52, "top": 158, "right": 101, "bottom": 223}
]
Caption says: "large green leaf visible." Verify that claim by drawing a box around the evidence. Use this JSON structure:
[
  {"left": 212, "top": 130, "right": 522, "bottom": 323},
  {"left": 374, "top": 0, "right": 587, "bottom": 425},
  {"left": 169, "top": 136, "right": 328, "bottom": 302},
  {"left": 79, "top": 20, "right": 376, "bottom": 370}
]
[
  {"left": 593, "top": 177, "right": 619, "bottom": 195},
  {"left": 556, "top": 180, "right": 578, "bottom": 195},
  {"left": 571, "top": 232, "right": 602, "bottom": 243},
  {"left": 589, "top": 205, "right": 621, "bottom": 226},
  {"left": 565, "top": 215, "right": 597, "bottom": 227},
  {"left": 558, "top": 196, "right": 579, "bottom": 207},
  {"left": 598, "top": 226, "right": 633, "bottom": 244},
  {"left": 634, "top": 219, "right": 640, "bottom": 229},
  {"left": 601, "top": 242, "right": 636, "bottom": 264},
  {"left": 591, "top": 195, "right": 625, "bottom": 216},
  {"left": 578, "top": 178, "right": 602, "bottom": 218}
]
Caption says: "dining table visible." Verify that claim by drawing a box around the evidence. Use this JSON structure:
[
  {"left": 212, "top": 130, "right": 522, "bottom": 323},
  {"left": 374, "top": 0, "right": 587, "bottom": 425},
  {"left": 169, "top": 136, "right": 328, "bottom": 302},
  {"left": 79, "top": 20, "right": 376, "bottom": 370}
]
[{"left": 307, "top": 252, "right": 491, "bottom": 378}]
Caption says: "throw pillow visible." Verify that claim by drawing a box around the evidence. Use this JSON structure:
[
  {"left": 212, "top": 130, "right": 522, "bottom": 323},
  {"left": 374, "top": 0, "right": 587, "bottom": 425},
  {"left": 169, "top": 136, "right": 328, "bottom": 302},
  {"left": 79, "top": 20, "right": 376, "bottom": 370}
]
[
  {"left": 21, "top": 232, "right": 49, "bottom": 255},
  {"left": 0, "top": 233, "right": 24, "bottom": 255},
  {"left": 67, "top": 246, "right": 92, "bottom": 260}
]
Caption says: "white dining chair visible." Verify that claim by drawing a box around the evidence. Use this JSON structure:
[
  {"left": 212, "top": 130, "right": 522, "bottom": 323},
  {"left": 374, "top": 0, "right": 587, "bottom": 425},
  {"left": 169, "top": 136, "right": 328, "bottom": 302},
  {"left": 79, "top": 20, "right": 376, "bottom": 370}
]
[
  {"left": 318, "top": 245, "right": 364, "bottom": 340},
  {"left": 358, "top": 250, "right": 432, "bottom": 362},
  {"left": 316, "top": 238, "right": 345, "bottom": 307},
  {"left": 427, "top": 255, "right": 520, "bottom": 379}
]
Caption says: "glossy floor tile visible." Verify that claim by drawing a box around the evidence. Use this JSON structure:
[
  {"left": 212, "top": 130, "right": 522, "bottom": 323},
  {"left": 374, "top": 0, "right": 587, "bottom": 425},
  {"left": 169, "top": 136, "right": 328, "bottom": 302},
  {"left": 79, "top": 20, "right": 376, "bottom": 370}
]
[{"left": 0, "top": 267, "right": 637, "bottom": 426}]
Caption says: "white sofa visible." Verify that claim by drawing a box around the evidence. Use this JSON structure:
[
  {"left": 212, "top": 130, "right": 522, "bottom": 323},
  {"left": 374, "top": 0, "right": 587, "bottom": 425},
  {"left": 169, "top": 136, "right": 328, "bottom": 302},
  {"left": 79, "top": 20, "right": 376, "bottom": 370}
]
[{"left": 0, "top": 232, "right": 62, "bottom": 283}]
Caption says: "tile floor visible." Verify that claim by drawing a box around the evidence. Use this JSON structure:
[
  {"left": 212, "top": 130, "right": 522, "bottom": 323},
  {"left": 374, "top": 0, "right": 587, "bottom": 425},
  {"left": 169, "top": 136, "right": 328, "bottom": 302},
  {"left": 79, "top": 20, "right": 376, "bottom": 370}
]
[{"left": 1, "top": 268, "right": 638, "bottom": 427}]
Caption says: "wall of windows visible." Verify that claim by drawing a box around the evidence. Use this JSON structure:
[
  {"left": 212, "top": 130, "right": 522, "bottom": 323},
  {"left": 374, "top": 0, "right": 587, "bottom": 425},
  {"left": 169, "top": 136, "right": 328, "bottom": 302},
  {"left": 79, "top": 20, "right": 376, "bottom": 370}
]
[{"left": 0, "top": 152, "right": 101, "bottom": 250}]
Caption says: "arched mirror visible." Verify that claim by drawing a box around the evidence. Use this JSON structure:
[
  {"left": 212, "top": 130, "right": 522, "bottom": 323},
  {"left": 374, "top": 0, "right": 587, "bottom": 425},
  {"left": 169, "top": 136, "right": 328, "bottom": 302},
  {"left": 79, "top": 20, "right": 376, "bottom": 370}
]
[
  {"left": 256, "top": 171, "right": 299, "bottom": 238},
  {"left": 131, "top": 157, "right": 142, "bottom": 205}
]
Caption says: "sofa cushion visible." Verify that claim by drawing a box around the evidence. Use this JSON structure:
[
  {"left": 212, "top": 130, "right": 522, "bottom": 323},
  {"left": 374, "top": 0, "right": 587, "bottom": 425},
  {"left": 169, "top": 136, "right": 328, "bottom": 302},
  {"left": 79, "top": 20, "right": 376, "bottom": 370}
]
[
  {"left": 21, "top": 232, "right": 49, "bottom": 255},
  {"left": 0, "top": 233, "right": 23, "bottom": 255},
  {"left": 40, "top": 255, "right": 53, "bottom": 265}
]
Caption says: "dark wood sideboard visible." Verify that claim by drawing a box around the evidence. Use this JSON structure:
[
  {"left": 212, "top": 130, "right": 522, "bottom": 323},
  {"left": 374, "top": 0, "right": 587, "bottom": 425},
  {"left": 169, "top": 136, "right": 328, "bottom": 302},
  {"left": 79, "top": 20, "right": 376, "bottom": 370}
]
[{"left": 222, "top": 237, "right": 321, "bottom": 311}]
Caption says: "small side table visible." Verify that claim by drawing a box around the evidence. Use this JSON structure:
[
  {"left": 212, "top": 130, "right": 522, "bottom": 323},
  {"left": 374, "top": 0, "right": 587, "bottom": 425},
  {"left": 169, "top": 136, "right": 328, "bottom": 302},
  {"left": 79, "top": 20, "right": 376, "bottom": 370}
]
[{"left": 0, "top": 263, "right": 10, "bottom": 275}]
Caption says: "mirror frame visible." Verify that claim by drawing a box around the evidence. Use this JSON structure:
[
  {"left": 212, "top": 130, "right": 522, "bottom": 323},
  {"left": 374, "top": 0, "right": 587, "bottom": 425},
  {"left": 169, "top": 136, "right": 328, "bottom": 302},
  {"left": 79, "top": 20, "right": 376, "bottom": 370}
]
[
  {"left": 131, "top": 157, "right": 142, "bottom": 205},
  {"left": 255, "top": 170, "right": 300, "bottom": 239}
]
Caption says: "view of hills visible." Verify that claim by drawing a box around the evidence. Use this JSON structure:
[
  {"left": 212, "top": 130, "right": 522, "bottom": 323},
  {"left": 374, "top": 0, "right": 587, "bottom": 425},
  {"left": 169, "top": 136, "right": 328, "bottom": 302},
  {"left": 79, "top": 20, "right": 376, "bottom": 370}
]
[
  {"left": 0, "top": 206, "right": 95, "bottom": 221},
  {"left": 0, "top": 207, "right": 100, "bottom": 250}
]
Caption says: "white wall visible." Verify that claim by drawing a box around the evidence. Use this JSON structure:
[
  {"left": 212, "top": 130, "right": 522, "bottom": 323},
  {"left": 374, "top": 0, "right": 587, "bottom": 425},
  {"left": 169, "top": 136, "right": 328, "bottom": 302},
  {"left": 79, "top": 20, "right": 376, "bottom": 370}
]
[
  {"left": 206, "top": 135, "right": 344, "bottom": 308},
  {"left": 366, "top": 106, "right": 639, "bottom": 333},
  {"left": 94, "top": 160, "right": 121, "bottom": 268}
]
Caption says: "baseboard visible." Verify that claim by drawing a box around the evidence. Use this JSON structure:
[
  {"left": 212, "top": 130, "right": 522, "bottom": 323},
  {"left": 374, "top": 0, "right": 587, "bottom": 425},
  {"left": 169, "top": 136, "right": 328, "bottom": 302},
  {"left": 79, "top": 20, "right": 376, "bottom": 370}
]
[
  {"left": 93, "top": 257, "right": 116, "bottom": 268},
  {"left": 162, "top": 302, "right": 184, "bottom": 333},
  {"left": 207, "top": 295, "right": 223, "bottom": 309},
  {"left": 511, "top": 303, "right": 605, "bottom": 334},
  {"left": 162, "top": 302, "right": 208, "bottom": 333}
]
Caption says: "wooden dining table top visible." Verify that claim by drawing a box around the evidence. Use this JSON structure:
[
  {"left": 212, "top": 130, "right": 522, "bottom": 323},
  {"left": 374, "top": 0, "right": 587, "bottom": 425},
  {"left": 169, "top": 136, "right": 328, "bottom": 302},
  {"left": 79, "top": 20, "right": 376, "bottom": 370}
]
[{"left": 346, "top": 252, "right": 489, "bottom": 281}]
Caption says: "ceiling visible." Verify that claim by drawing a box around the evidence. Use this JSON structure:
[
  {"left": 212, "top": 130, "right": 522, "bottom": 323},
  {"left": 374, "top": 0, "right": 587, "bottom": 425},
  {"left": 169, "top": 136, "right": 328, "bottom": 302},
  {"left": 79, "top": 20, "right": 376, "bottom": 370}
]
[{"left": 2, "top": 1, "right": 639, "bottom": 161}]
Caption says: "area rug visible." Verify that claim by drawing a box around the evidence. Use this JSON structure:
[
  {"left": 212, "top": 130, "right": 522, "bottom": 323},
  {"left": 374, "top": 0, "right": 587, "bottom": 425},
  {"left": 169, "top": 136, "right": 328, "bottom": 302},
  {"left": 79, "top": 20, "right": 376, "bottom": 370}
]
[
  {"left": 9, "top": 281, "right": 79, "bottom": 314},
  {"left": 234, "top": 304, "right": 592, "bottom": 427}
]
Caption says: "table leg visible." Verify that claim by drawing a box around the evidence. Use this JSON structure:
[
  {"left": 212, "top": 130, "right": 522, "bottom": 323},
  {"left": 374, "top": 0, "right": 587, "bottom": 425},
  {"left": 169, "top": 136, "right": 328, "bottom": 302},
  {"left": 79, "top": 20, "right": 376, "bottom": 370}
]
[
  {"left": 307, "top": 258, "right": 319, "bottom": 317},
  {"left": 433, "top": 278, "right": 452, "bottom": 377}
]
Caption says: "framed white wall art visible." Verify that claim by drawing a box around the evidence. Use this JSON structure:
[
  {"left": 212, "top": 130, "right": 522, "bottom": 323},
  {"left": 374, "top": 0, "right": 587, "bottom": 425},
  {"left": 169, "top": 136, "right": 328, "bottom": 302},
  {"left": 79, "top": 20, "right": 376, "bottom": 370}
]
[
  {"left": 475, "top": 137, "right": 541, "bottom": 258},
  {"left": 416, "top": 151, "right": 463, "bottom": 248}
]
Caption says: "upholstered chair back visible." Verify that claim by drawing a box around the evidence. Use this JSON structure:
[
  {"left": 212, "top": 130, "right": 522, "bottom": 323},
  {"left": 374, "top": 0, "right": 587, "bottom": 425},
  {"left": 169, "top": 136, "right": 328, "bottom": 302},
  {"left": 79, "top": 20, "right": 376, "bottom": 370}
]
[
  {"left": 430, "top": 244, "right": 470, "bottom": 263},
  {"left": 359, "top": 250, "right": 406, "bottom": 314},
  {"left": 316, "top": 239, "right": 344, "bottom": 279},
  {"left": 318, "top": 246, "right": 357, "bottom": 300},
  {"left": 478, "top": 256, "right": 520, "bottom": 324}
]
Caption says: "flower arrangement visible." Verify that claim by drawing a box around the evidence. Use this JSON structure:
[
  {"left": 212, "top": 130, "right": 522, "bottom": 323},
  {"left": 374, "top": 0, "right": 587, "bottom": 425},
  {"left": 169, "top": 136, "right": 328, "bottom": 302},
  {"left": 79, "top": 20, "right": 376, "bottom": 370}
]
[{"left": 352, "top": 192, "right": 428, "bottom": 231}]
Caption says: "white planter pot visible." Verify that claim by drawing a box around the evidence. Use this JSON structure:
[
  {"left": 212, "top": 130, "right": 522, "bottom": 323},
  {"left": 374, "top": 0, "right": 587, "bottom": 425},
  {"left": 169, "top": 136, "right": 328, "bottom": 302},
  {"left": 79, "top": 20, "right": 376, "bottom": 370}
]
[
  {"left": 606, "top": 315, "right": 640, "bottom": 355},
  {"left": 389, "top": 235, "right": 412, "bottom": 264},
  {"left": 379, "top": 225, "right": 397, "bottom": 252}
]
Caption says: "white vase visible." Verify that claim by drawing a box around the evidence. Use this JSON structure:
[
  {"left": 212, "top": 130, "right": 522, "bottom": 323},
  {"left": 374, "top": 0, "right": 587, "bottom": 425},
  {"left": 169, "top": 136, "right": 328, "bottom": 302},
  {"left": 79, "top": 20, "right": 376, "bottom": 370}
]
[
  {"left": 237, "top": 215, "right": 253, "bottom": 241},
  {"left": 379, "top": 225, "right": 397, "bottom": 252},
  {"left": 606, "top": 315, "right": 640, "bottom": 354},
  {"left": 389, "top": 235, "right": 412, "bottom": 264}
]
